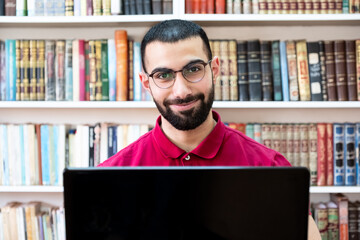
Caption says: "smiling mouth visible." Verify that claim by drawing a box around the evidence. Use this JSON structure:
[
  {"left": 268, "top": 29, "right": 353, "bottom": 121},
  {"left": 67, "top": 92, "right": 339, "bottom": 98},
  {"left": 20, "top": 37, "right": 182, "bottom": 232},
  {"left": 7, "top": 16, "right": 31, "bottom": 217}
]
[{"left": 170, "top": 99, "right": 199, "bottom": 112}]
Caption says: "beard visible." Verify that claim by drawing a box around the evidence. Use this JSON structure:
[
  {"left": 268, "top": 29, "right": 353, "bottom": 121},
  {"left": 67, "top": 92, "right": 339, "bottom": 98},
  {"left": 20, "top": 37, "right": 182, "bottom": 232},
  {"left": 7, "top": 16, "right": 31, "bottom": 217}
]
[{"left": 153, "top": 84, "right": 214, "bottom": 131}]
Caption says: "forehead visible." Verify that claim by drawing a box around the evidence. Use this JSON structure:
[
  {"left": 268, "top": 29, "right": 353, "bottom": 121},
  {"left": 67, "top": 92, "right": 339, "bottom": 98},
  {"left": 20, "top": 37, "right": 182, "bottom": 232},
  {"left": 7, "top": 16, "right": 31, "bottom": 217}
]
[{"left": 144, "top": 37, "right": 208, "bottom": 72}]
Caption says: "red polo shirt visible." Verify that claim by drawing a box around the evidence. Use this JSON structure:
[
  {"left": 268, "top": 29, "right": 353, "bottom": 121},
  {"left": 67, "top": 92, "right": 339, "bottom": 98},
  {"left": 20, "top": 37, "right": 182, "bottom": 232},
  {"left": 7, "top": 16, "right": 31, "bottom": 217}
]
[{"left": 98, "top": 111, "right": 291, "bottom": 167}]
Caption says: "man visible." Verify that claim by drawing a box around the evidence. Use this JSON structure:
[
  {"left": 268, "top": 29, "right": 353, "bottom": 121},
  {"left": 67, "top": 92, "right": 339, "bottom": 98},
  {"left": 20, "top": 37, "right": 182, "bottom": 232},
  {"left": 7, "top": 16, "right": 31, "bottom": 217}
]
[{"left": 99, "top": 19, "right": 320, "bottom": 239}]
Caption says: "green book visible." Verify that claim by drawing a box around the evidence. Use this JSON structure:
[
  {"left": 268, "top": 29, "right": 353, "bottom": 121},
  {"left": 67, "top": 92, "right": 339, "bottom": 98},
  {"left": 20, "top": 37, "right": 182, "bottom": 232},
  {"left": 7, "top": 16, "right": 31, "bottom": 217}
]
[{"left": 101, "top": 40, "right": 109, "bottom": 101}]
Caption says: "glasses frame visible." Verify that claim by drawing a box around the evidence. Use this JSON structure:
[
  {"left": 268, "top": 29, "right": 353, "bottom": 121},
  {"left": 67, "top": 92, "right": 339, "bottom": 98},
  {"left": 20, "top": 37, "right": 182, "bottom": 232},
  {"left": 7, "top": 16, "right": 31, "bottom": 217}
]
[{"left": 146, "top": 59, "right": 212, "bottom": 89}]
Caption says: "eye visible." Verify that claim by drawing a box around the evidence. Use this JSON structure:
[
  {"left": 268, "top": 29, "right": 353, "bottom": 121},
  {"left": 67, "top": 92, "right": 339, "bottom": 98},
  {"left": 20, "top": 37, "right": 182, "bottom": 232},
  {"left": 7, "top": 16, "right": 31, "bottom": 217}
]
[
  {"left": 154, "top": 72, "right": 173, "bottom": 80},
  {"left": 186, "top": 64, "right": 202, "bottom": 73}
]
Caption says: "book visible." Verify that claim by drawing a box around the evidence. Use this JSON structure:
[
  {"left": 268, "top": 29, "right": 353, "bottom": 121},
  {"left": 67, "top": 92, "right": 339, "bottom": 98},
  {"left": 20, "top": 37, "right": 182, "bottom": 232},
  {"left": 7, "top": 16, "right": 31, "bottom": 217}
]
[
  {"left": 55, "top": 40, "right": 66, "bottom": 101},
  {"left": 84, "top": 40, "right": 90, "bottom": 100},
  {"left": 228, "top": 40, "right": 238, "bottom": 101},
  {"left": 318, "top": 41, "right": 328, "bottom": 101},
  {"left": 309, "top": 123, "right": 318, "bottom": 185},
  {"left": 293, "top": 124, "right": 301, "bottom": 167},
  {"left": 326, "top": 123, "right": 334, "bottom": 186},
  {"left": 108, "top": 39, "right": 116, "bottom": 101},
  {"left": 0, "top": 41, "right": 5, "bottom": 101},
  {"left": 314, "top": 202, "right": 329, "bottom": 239},
  {"left": 345, "top": 40, "right": 357, "bottom": 101},
  {"left": 5, "top": 0, "right": 16, "bottom": 15},
  {"left": 220, "top": 40, "right": 230, "bottom": 101},
  {"left": 296, "top": 40, "right": 311, "bottom": 101},
  {"left": 152, "top": 0, "right": 162, "bottom": 13},
  {"left": 20, "top": 40, "right": 30, "bottom": 101},
  {"left": 102, "top": 0, "right": 110, "bottom": 15},
  {"left": 286, "top": 41, "right": 299, "bottom": 101},
  {"left": 88, "top": 40, "right": 96, "bottom": 101},
  {"left": 280, "top": 41, "right": 289, "bottom": 101},
  {"left": 348, "top": 202, "right": 359, "bottom": 239},
  {"left": 29, "top": 40, "right": 37, "bottom": 101},
  {"left": 111, "top": 0, "right": 122, "bottom": 14},
  {"left": 135, "top": 0, "right": 144, "bottom": 14},
  {"left": 307, "top": 41, "right": 323, "bottom": 101},
  {"left": 65, "top": 0, "right": 74, "bottom": 15},
  {"left": 327, "top": 201, "right": 339, "bottom": 239},
  {"left": 260, "top": 41, "right": 273, "bottom": 101},
  {"left": 317, "top": 123, "right": 327, "bottom": 186},
  {"left": 330, "top": 193, "right": 349, "bottom": 240},
  {"left": 144, "top": 0, "right": 151, "bottom": 14},
  {"left": 5, "top": 39, "right": 16, "bottom": 101},
  {"left": 272, "top": 40, "right": 283, "bottom": 101},
  {"left": 333, "top": 123, "right": 345, "bottom": 186},
  {"left": 127, "top": 40, "right": 134, "bottom": 101},
  {"left": 356, "top": 123, "right": 360, "bottom": 186},
  {"left": 247, "top": 40, "right": 262, "bottom": 101},
  {"left": 334, "top": 40, "right": 348, "bottom": 101},
  {"left": 36, "top": 40, "right": 45, "bottom": 101},
  {"left": 356, "top": 40, "right": 360, "bottom": 101},
  {"left": 300, "top": 124, "right": 309, "bottom": 168},
  {"left": 344, "top": 123, "right": 356, "bottom": 186},
  {"left": 286, "top": 124, "right": 294, "bottom": 166},
  {"left": 15, "top": 40, "right": 20, "bottom": 101},
  {"left": 237, "top": 40, "right": 249, "bottom": 101},
  {"left": 40, "top": 125, "right": 50, "bottom": 185},
  {"left": 324, "top": 41, "right": 337, "bottom": 101},
  {"left": 215, "top": 0, "right": 226, "bottom": 13},
  {"left": 95, "top": 40, "right": 102, "bottom": 101},
  {"left": 115, "top": 30, "right": 128, "bottom": 101},
  {"left": 65, "top": 39, "right": 73, "bottom": 101},
  {"left": 45, "top": 40, "right": 56, "bottom": 101}
]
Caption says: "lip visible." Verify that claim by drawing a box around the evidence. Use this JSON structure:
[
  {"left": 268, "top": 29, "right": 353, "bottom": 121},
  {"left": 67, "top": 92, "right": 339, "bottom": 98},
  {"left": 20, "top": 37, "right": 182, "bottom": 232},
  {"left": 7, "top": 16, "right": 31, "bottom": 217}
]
[{"left": 170, "top": 99, "right": 199, "bottom": 112}]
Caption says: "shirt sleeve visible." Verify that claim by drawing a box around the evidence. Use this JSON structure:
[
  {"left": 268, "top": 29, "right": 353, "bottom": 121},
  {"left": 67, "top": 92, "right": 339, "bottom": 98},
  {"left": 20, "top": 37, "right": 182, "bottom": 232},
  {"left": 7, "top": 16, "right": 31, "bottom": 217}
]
[{"left": 271, "top": 153, "right": 292, "bottom": 166}]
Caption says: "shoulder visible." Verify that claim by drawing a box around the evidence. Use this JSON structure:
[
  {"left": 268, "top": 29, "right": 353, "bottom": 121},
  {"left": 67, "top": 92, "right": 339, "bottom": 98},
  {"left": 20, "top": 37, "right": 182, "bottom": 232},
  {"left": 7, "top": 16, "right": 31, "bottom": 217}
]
[
  {"left": 98, "top": 130, "right": 154, "bottom": 167},
  {"left": 223, "top": 125, "right": 291, "bottom": 166}
]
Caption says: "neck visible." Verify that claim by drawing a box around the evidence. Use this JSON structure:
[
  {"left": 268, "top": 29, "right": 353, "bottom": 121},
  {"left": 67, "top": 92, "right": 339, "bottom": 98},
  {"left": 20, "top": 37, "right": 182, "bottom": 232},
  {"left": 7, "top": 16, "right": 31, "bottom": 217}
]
[{"left": 161, "top": 111, "right": 216, "bottom": 152}]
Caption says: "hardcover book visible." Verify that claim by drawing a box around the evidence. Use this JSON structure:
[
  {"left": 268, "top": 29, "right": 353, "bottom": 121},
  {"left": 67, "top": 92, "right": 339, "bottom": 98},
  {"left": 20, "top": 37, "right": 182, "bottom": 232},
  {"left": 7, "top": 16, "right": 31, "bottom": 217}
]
[
  {"left": 260, "top": 41, "right": 273, "bottom": 101},
  {"left": 330, "top": 193, "right": 349, "bottom": 240},
  {"left": 333, "top": 123, "right": 345, "bottom": 186},
  {"left": 237, "top": 40, "right": 249, "bottom": 101},
  {"left": 272, "top": 40, "right": 283, "bottom": 101},
  {"left": 65, "top": 39, "right": 73, "bottom": 101},
  {"left": 247, "top": 40, "right": 262, "bottom": 101},
  {"left": 318, "top": 41, "right": 328, "bottom": 101},
  {"left": 296, "top": 40, "right": 311, "bottom": 101},
  {"left": 344, "top": 123, "right": 356, "bottom": 186},
  {"left": 324, "top": 41, "right": 337, "bottom": 101},
  {"left": 309, "top": 123, "right": 318, "bottom": 185},
  {"left": 115, "top": 30, "right": 128, "bottom": 101},
  {"left": 356, "top": 40, "right": 360, "bottom": 100},
  {"left": 307, "top": 41, "right": 323, "bottom": 101},
  {"left": 327, "top": 201, "right": 339, "bottom": 239},
  {"left": 36, "top": 40, "right": 45, "bottom": 101},
  {"left": 29, "top": 40, "right": 37, "bottom": 101},
  {"left": 299, "top": 124, "right": 309, "bottom": 168},
  {"left": 345, "top": 40, "right": 357, "bottom": 101},
  {"left": 280, "top": 41, "right": 289, "bottom": 101},
  {"left": 108, "top": 39, "right": 116, "bottom": 101},
  {"left": 55, "top": 40, "right": 66, "bottom": 101},
  {"left": 127, "top": 40, "right": 134, "bottom": 101},
  {"left": 286, "top": 40, "right": 299, "bottom": 101},
  {"left": 334, "top": 40, "right": 348, "bottom": 101},
  {"left": 229, "top": 40, "right": 238, "bottom": 101},
  {"left": 45, "top": 40, "right": 56, "bottom": 101}
]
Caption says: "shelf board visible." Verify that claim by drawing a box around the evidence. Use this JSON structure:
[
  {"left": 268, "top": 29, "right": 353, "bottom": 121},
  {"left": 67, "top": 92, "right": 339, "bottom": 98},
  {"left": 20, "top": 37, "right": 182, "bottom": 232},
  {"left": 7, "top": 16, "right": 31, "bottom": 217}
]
[
  {"left": 1, "top": 185, "right": 358, "bottom": 193},
  {"left": 0, "top": 101, "right": 360, "bottom": 109},
  {"left": 0, "top": 14, "right": 359, "bottom": 27}
]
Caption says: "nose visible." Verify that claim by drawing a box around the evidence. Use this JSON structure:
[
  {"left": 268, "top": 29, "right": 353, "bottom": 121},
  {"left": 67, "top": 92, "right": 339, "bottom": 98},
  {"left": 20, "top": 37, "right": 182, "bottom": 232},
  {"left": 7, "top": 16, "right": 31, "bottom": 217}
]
[{"left": 171, "top": 71, "right": 193, "bottom": 99}]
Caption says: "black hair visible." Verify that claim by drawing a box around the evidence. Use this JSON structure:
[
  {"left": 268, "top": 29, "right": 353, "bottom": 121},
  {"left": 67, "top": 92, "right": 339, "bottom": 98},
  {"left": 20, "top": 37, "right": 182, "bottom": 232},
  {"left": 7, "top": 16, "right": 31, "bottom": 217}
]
[{"left": 140, "top": 19, "right": 212, "bottom": 73}]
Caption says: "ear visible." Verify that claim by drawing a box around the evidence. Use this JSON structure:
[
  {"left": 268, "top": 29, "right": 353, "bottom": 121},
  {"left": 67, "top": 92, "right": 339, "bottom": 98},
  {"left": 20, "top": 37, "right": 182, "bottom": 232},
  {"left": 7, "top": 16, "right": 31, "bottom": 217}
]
[
  {"left": 210, "top": 56, "right": 220, "bottom": 85},
  {"left": 139, "top": 72, "right": 151, "bottom": 93}
]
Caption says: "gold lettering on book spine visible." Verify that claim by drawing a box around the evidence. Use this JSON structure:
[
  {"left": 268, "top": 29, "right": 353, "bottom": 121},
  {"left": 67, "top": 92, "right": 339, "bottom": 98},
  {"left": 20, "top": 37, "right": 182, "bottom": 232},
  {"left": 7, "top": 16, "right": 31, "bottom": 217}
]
[
  {"left": 29, "top": 40, "right": 37, "bottom": 101},
  {"left": 15, "top": 40, "right": 21, "bottom": 101},
  {"left": 95, "top": 40, "right": 102, "bottom": 101},
  {"left": 228, "top": 40, "right": 238, "bottom": 101},
  {"left": 37, "top": 40, "right": 45, "bottom": 101},
  {"left": 317, "top": 124, "right": 326, "bottom": 186}
]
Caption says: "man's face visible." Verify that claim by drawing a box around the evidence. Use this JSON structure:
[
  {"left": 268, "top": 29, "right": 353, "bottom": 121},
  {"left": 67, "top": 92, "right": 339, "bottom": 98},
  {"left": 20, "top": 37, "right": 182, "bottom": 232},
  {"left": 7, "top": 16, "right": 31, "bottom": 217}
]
[{"left": 140, "top": 37, "right": 220, "bottom": 131}]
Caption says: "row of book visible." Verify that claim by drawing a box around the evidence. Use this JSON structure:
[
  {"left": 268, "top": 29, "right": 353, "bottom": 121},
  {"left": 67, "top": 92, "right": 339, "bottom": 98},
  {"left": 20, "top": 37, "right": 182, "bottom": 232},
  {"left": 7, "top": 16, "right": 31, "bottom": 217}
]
[
  {"left": 0, "top": 0, "right": 172, "bottom": 16},
  {"left": 0, "top": 123, "right": 152, "bottom": 186},
  {"left": 1, "top": 36, "right": 360, "bottom": 102},
  {"left": 312, "top": 193, "right": 360, "bottom": 240},
  {"left": 186, "top": 0, "right": 360, "bottom": 14},
  {"left": 210, "top": 39, "right": 360, "bottom": 102},
  {"left": 226, "top": 122, "right": 360, "bottom": 186},
  {"left": 0, "top": 121, "right": 359, "bottom": 187},
  {"left": 0, "top": 34, "right": 152, "bottom": 101},
  {"left": 0, "top": 201, "right": 65, "bottom": 240}
]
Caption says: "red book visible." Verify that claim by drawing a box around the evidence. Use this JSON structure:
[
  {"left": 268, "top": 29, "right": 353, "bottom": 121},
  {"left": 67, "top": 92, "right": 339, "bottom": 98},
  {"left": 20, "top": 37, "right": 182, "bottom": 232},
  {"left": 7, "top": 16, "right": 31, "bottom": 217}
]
[
  {"left": 185, "top": 0, "right": 192, "bottom": 13},
  {"left": 215, "top": 0, "right": 226, "bottom": 13},
  {"left": 207, "top": 0, "right": 215, "bottom": 13},
  {"left": 115, "top": 30, "right": 128, "bottom": 101},
  {"left": 200, "top": 0, "right": 207, "bottom": 13},
  {"left": 326, "top": 123, "right": 334, "bottom": 186},
  {"left": 317, "top": 123, "right": 327, "bottom": 186},
  {"left": 79, "top": 40, "right": 86, "bottom": 101},
  {"left": 193, "top": 0, "right": 201, "bottom": 13}
]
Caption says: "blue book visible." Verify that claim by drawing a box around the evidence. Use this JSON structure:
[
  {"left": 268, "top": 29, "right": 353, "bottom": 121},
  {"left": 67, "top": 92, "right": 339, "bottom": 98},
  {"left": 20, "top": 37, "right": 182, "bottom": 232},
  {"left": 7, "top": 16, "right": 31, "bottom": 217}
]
[
  {"left": 245, "top": 123, "right": 254, "bottom": 139},
  {"left": 53, "top": 125, "right": 59, "bottom": 186},
  {"left": 344, "top": 123, "right": 356, "bottom": 186},
  {"left": 1, "top": 125, "right": 9, "bottom": 185},
  {"left": 133, "top": 42, "right": 142, "bottom": 101},
  {"left": 355, "top": 123, "right": 360, "bottom": 186},
  {"left": 279, "top": 41, "right": 289, "bottom": 102},
  {"left": 34, "top": 0, "right": 45, "bottom": 16},
  {"left": 0, "top": 41, "right": 5, "bottom": 101},
  {"left": 112, "top": 126, "right": 118, "bottom": 156},
  {"left": 333, "top": 123, "right": 345, "bottom": 186},
  {"left": 271, "top": 40, "right": 283, "bottom": 101},
  {"left": 5, "top": 40, "right": 16, "bottom": 101},
  {"left": 65, "top": 40, "right": 73, "bottom": 101},
  {"left": 73, "top": 0, "right": 81, "bottom": 16},
  {"left": 40, "top": 125, "right": 50, "bottom": 185},
  {"left": 54, "top": 0, "right": 65, "bottom": 16},
  {"left": 19, "top": 125, "right": 26, "bottom": 185},
  {"left": 108, "top": 126, "right": 117, "bottom": 158},
  {"left": 108, "top": 39, "right": 116, "bottom": 101}
]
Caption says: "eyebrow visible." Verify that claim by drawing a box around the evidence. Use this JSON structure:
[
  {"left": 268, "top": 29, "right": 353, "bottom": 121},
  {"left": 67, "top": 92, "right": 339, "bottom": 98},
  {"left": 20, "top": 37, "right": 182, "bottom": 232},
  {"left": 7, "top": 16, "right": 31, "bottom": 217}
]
[{"left": 149, "top": 59, "right": 206, "bottom": 75}]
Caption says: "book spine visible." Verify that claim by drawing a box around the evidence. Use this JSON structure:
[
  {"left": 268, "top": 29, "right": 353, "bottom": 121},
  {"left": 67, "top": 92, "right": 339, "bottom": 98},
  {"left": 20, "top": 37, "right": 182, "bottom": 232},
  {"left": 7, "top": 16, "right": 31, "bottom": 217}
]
[
  {"left": 89, "top": 126, "right": 94, "bottom": 166},
  {"left": 304, "top": 0, "right": 313, "bottom": 13},
  {"left": 356, "top": 40, "right": 360, "bottom": 101},
  {"left": 307, "top": 41, "right": 323, "bottom": 101},
  {"left": 20, "top": 40, "right": 30, "bottom": 101},
  {"left": 95, "top": 40, "right": 103, "bottom": 101},
  {"left": 27, "top": 0, "right": 36, "bottom": 16},
  {"left": 0, "top": 0, "right": 4, "bottom": 15},
  {"left": 79, "top": 39, "right": 85, "bottom": 101},
  {"left": 112, "top": 126, "right": 117, "bottom": 156},
  {"left": 229, "top": 40, "right": 238, "bottom": 101},
  {"left": 356, "top": 123, "right": 360, "bottom": 186},
  {"left": 102, "top": 0, "right": 110, "bottom": 15},
  {"left": 333, "top": 123, "right": 345, "bottom": 186},
  {"left": 318, "top": 41, "right": 328, "bottom": 101},
  {"left": 289, "top": 0, "right": 297, "bottom": 13},
  {"left": 280, "top": 124, "right": 288, "bottom": 159},
  {"left": 53, "top": 125, "right": 60, "bottom": 185},
  {"left": 280, "top": 41, "right": 289, "bottom": 101},
  {"left": 36, "top": 40, "right": 45, "bottom": 101},
  {"left": 326, "top": 123, "right": 334, "bottom": 186},
  {"left": 5, "top": 39, "right": 16, "bottom": 101},
  {"left": 324, "top": 41, "right": 337, "bottom": 101},
  {"left": 271, "top": 124, "right": 281, "bottom": 153},
  {"left": 101, "top": 39, "right": 109, "bottom": 101},
  {"left": 314, "top": 203, "right": 328, "bottom": 238},
  {"left": 344, "top": 123, "right": 356, "bottom": 186},
  {"left": 272, "top": 40, "right": 283, "bottom": 101},
  {"left": 45, "top": 40, "right": 56, "bottom": 101},
  {"left": 87, "top": 0, "right": 93, "bottom": 15},
  {"left": 40, "top": 125, "right": 50, "bottom": 185},
  {"left": 133, "top": 41, "right": 142, "bottom": 101},
  {"left": 227, "top": 0, "right": 234, "bottom": 13},
  {"left": 216, "top": 0, "right": 226, "bottom": 12},
  {"left": 108, "top": 39, "right": 116, "bottom": 101},
  {"left": 286, "top": 124, "right": 294, "bottom": 166},
  {"left": 54, "top": 0, "right": 65, "bottom": 16},
  {"left": 348, "top": 202, "right": 357, "bottom": 240},
  {"left": 111, "top": 0, "right": 122, "bottom": 14},
  {"left": 268, "top": 0, "right": 275, "bottom": 12},
  {"left": 309, "top": 123, "right": 318, "bottom": 185},
  {"left": 80, "top": 0, "right": 86, "bottom": 15},
  {"left": 151, "top": 0, "right": 161, "bottom": 14},
  {"left": 220, "top": 40, "right": 230, "bottom": 101},
  {"left": 34, "top": 0, "right": 45, "bottom": 16},
  {"left": 16, "top": 40, "right": 21, "bottom": 101},
  {"left": 313, "top": 0, "right": 321, "bottom": 12},
  {"left": 237, "top": 41, "right": 249, "bottom": 101},
  {"left": 335, "top": 0, "right": 343, "bottom": 12},
  {"left": 29, "top": 40, "right": 37, "bottom": 101},
  {"left": 300, "top": 124, "right": 309, "bottom": 168},
  {"left": 92, "top": 0, "right": 102, "bottom": 15},
  {"left": 72, "top": 40, "right": 80, "bottom": 101},
  {"left": 261, "top": 124, "right": 272, "bottom": 149},
  {"left": 55, "top": 40, "right": 66, "bottom": 101},
  {"left": 16, "top": 0, "right": 27, "bottom": 16},
  {"left": 253, "top": 123, "right": 262, "bottom": 144},
  {"left": 320, "top": 0, "right": 328, "bottom": 12},
  {"left": 317, "top": 123, "right": 327, "bottom": 186},
  {"left": 115, "top": 30, "right": 128, "bottom": 101},
  {"left": 334, "top": 40, "right": 348, "bottom": 101},
  {"left": 88, "top": 40, "right": 96, "bottom": 101},
  {"left": 65, "top": 0, "right": 74, "bottom": 15},
  {"left": 247, "top": 40, "right": 262, "bottom": 101},
  {"left": 296, "top": 40, "right": 311, "bottom": 101},
  {"left": 5, "top": 0, "right": 16, "bottom": 15},
  {"left": 135, "top": 0, "right": 144, "bottom": 14},
  {"left": 286, "top": 40, "right": 300, "bottom": 101},
  {"left": 259, "top": 0, "right": 268, "bottom": 13},
  {"left": 19, "top": 125, "right": 26, "bottom": 185},
  {"left": 84, "top": 40, "right": 90, "bottom": 101},
  {"left": 274, "top": 0, "right": 282, "bottom": 13},
  {"left": 327, "top": 202, "right": 339, "bottom": 239},
  {"left": 127, "top": 40, "right": 134, "bottom": 101},
  {"left": 260, "top": 41, "right": 273, "bottom": 101},
  {"left": 293, "top": 124, "right": 301, "bottom": 166},
  {"left": 345, "top": 40, "right": 357, "bottom": 101},
  {"left": 343, "top": 0, "right": 349, "bottom": 12},
  {"left": 246, "top": 123, "right": 254, "bottom": 139},
  {"left": 65, "top": 39, "right": 73, "bottom": 101},
  {"left": 0, "top": 41, "right": 5, "bottom": 100}
]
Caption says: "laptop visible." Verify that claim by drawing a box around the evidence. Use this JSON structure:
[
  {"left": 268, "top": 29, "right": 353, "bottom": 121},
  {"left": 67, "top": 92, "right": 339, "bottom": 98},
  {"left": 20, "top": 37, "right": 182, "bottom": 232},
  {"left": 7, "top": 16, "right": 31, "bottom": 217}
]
[{"left": 64, "top": 167, "right": 310, "bottom": 240}]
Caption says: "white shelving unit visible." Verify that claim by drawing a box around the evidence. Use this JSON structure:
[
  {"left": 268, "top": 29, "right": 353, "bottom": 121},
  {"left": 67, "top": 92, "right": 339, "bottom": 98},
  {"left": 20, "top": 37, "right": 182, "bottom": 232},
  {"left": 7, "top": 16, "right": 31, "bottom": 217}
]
[{"left": 0, "top": 1, "right": 359, "bottom": 206}]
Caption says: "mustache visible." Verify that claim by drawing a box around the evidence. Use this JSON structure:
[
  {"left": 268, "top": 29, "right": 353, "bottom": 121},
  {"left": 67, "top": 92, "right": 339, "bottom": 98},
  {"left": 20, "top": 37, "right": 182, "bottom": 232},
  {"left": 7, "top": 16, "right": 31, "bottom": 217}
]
[{"left": 164, "top": 93, "right": 205, "bottom": 106}]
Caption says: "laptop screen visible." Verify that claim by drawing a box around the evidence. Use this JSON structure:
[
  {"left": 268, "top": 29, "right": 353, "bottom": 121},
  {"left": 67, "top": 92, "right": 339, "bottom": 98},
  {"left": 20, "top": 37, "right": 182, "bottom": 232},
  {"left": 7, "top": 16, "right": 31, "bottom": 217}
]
[{"left": 64, "top": 167, "right": 309, "bottom": 240}]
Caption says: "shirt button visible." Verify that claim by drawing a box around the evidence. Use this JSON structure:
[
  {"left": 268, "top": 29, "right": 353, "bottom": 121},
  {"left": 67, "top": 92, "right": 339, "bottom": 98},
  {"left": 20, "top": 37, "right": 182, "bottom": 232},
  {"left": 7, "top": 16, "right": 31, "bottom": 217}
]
[{"left": 185, "top": 155, "right": 190, "bottom": 161}]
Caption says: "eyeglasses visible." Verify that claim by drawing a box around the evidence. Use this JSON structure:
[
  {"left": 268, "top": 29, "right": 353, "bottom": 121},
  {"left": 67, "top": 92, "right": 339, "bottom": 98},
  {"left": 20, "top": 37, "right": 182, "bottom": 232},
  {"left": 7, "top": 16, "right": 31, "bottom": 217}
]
[{"left": 146, "top": 59, "right": 212, "bottom": 89}]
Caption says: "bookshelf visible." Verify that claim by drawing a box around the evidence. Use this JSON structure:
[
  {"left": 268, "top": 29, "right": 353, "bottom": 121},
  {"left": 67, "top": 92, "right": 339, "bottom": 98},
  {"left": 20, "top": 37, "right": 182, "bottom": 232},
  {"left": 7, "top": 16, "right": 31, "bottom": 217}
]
[{"left": 0, "top": 0, "right": 360, "bottom": 208}]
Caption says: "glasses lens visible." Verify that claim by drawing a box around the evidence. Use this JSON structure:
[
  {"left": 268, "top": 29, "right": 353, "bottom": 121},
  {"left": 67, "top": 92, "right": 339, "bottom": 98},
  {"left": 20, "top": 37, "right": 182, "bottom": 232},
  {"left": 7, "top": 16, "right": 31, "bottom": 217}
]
[
  {"left": 153, "top": 71, "right": 175, "bottom": 88},
  {"left": 183, "top": 63, "right": 205, "bottom": 82}
]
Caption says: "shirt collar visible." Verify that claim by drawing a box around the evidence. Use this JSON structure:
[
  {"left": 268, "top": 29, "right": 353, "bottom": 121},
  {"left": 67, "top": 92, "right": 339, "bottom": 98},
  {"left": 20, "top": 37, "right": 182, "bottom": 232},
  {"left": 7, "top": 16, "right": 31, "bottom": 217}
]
[{"left": 152, "top": 110, "right": 225, "bottom": 160}]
